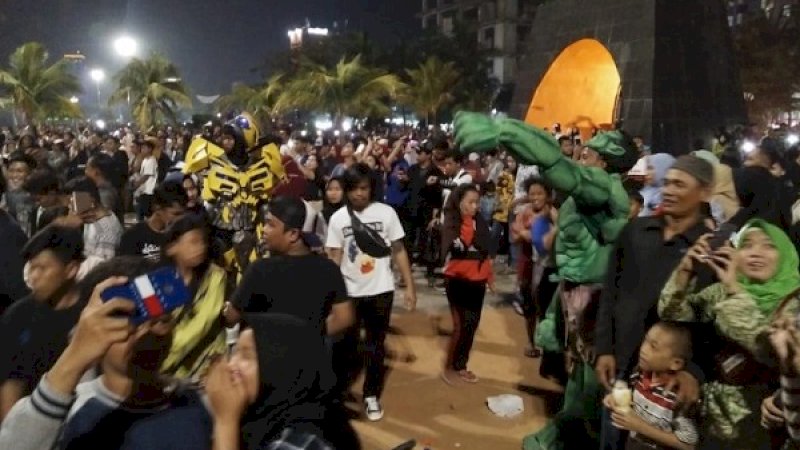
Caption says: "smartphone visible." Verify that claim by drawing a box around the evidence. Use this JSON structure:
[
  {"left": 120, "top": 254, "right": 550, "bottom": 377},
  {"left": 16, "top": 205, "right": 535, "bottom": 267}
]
[
  {"left": 707, "top": 222, "right": 738, "bottom": 254},
  {"left": 71, "top": 192, "right": 95, "bottom": 215},
  {"left": 101, "top": 266, "right": 191, "bottom": 324}
]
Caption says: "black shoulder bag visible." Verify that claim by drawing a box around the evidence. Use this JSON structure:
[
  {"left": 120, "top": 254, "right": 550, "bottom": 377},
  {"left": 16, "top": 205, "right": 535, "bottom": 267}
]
[{"left": 347, "top": 206, "right": 392, "bottom": 258}]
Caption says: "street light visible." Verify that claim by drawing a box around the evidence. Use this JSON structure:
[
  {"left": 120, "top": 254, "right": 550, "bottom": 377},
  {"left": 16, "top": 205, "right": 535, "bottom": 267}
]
[
  {"left": 114, "top": 36, "right": 138, "bottom": 58},
  {"left": 89, "top": 68, "right": 105, "bottom": 83},
  {"left": 89, "top": 68, "right": 105, "bottom": 112},
  {"left": 69, "top": 96, "right": 79, "bottom": 104}
]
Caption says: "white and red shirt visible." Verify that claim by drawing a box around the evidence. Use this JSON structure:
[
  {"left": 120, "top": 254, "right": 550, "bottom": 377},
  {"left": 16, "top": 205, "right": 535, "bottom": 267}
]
[{"left": 628, "top": 370, "right": 699, "bottom": 448}]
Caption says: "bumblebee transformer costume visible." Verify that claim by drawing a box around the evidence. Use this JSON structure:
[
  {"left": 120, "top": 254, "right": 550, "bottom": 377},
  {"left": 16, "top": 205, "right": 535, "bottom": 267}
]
[{"left": 183, "top": 113, "right": 286, "bottom": 278}]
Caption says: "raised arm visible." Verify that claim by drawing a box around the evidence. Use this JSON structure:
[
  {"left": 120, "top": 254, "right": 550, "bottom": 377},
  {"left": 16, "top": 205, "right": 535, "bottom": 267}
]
[{"left": 454, "top": 112, "right": 613, "bottom": 209}]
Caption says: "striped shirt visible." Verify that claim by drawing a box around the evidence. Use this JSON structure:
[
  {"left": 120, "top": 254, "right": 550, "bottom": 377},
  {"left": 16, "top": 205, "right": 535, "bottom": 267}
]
[{"left": 627, "top": 371, "right": 699, "bottom": 448}]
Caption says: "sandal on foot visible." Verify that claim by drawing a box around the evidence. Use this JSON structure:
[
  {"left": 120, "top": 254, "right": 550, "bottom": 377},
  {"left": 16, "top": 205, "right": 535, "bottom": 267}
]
[{"left": 457, "top": 370, "right": 479, "bottom": 383}]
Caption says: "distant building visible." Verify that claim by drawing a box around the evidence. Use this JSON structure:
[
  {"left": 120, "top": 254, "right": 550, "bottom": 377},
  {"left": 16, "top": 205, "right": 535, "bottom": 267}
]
[
  {"left": 419, "top": 0, "right": 539, "bottom": 85},
  {"left": 288, "top": 24, "right": 331, "bottom": 50}
]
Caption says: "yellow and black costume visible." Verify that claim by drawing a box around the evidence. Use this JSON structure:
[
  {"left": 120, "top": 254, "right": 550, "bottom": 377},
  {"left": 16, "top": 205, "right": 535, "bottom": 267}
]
[{"left": 183, "top": 113, "right": 285, "bottom": 279}]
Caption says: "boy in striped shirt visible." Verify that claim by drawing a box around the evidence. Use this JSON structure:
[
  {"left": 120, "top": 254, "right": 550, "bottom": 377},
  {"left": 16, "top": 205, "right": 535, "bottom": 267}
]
[{"left": 603, "top": 321, "right": 699, "bottom": 450}]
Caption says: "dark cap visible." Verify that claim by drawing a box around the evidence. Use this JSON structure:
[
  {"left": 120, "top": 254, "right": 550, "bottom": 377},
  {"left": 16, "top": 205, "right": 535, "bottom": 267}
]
[
  {"left": 268, "top": 196, "right": 322, "bottom": 248},
  {"left": 670, "top": 155, "right": 715, "bottom": 187}
]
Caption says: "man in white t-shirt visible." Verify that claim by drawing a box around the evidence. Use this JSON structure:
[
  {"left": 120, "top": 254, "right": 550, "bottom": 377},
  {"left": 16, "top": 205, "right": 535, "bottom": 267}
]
[
  {"left": 439, "top": 149, "right": 472, "bottom": 212},
  {"left": 133, "top": 139, "right": 158, "bottom": 222},
  {"left": 325, "top": 163, "right": 416, "bottom": 423}
]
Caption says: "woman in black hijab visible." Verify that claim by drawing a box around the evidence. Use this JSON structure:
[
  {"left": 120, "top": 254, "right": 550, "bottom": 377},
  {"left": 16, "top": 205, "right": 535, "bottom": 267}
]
[
  {"left": 315, "top": 177, "right": 345, "bottom": 245},
  {"left": 730, "top": 165, "right": 789, "bottom": 230},
  {"left": 205, "top": 314, "right": 336, "bottom": 450}
]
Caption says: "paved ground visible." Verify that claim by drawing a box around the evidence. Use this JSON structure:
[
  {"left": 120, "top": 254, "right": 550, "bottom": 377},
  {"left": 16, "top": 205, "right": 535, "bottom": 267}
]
[{"left": 346, "top": 266, "right": 563, "bottom": 450}]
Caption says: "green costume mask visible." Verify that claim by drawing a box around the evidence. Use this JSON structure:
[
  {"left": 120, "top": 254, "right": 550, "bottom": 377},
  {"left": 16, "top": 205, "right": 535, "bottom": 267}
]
[{"left": 735, "top": 218, "right": 800, "bottom": 315}]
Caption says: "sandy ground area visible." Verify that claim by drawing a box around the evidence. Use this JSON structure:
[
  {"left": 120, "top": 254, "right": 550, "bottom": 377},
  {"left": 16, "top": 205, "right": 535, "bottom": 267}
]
[{"left": 346, "top": 268, "right": 564, "bottom": 450}]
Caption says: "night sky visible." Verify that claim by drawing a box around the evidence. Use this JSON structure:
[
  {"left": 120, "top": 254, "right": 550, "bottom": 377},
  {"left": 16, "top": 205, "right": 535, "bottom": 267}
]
[{"left": 0, "top": 0, "right": 419, "bottom": 98}]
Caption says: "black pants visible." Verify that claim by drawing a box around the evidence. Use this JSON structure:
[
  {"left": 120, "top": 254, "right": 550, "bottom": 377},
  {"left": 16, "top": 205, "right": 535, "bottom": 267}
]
[
  {"left": 445, "top": 277, "right": 486, "bottom": 371},
  {"left": 397, "top": 205, "right": 415, "bottom": 254},
  {"left": 137, "top": 194, "right": 152, "bottom": 222},
  {"left": 337, "top": 291, "right": 394, "bottom": 398}
]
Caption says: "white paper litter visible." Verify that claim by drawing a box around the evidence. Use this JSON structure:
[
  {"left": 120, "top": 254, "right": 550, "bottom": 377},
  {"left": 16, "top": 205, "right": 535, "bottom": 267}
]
[{"left": 486, "top": 394, "right": 524, "bottom": 418}]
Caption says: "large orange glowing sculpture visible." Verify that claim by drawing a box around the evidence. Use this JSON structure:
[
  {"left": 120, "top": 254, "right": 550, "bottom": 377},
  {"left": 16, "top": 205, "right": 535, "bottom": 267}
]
[
  {"left": 510, "top": 0, "right": 746, "bottom": 154},
  {"left": 524, "top": 39, "right": 620, "bottom": 138}
]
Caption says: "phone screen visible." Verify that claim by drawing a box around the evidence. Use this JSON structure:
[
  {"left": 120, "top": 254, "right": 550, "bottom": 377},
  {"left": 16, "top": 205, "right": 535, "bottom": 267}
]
[
  {"left": 101, "top": 266, "right": 191, "bottom": 324},
  {"left": 71, "top": 192, "right": 95, "bottom": 215}
]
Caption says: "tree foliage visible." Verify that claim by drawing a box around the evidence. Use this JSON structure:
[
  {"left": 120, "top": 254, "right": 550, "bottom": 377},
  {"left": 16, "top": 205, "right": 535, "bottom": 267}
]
[
  {"left": 401, "top": 56, "right": 460, "bottom": 125},
  {"left": 251, "top": 23, "right": 497, "bottom": 126},
  {"left": 275, "top": 55, "right": 404, "bottom": 126},
  {"left": 0, "top": 42, "right": 82, "bottom": 125},
  {"left": 215, "top": 73, "right": 284, "bottom": 128},
  {"left": 734, "top": 6, "right": 800, "bottom": 124},
  {"left": 109, "top": 53, "right": 191, "bottom": 130}
]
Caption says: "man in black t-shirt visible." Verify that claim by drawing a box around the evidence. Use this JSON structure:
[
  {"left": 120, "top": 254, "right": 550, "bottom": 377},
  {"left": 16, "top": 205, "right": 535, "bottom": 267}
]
[
  {"left": 0, "top": 225, "right": 85, "bottom": 420},
  {"left": 228, "top": 196, "right": 354, "bottom": 336},
  {"left": 118, "top": 182, "right": 187, "bottom": 261}
]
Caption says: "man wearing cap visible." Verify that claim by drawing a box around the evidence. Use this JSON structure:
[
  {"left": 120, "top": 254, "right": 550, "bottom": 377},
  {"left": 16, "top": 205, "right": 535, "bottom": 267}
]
[
  {"left": 228, "top": 195, "right": 354, "bottom": 337},
  {"left": 595, "top": 155, "right": 715, "bottom": 449}
]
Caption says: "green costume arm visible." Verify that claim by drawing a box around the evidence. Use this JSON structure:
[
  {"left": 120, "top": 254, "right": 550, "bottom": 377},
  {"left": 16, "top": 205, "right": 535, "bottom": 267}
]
[{"left": 455, "top": 112, "right": 612, "bottom": 209}]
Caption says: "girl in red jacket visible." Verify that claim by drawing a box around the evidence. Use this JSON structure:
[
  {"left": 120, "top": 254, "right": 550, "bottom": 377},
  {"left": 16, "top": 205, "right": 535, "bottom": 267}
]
[{"left": 440, "top": 184, "right": 496, "bottom": 384}]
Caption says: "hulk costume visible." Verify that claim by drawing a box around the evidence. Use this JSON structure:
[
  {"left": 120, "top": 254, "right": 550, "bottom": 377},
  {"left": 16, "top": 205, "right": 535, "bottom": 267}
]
[{"left": 454, "top": 112, "right": 636, "bottom": 450}]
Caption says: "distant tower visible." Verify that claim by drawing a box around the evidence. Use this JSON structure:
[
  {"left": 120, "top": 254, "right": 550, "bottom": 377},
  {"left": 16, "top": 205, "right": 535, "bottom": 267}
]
[{"left": 510, "top": 0, "right": 747, "bottom": 153}]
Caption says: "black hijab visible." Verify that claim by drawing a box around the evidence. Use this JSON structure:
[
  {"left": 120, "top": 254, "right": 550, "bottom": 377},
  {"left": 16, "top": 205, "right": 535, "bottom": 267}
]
[
  {"left": 730, "top": 166, "right": 788, "bottom": 229},
  {"left": 241, "top": 314, "right": 335, "bottom": 450},
  {"left": 321, "top": 177, "right": 345, "bottom": 223}
]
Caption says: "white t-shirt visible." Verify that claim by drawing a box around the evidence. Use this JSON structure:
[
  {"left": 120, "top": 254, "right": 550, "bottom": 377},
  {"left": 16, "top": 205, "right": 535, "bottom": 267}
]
[
  {"left": 441, "top": 169, "right": 473, "bottom": 219},
  {"left": 137, "top": 157, "right": 158, "bottom": 195},
  {"left": 325, "top": 202, "right": 405, "bottom": 297}
]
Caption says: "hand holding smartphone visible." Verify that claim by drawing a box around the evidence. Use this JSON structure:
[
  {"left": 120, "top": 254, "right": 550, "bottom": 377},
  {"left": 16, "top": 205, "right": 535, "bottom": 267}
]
[{"left": 100, "top": 266, "right": 191, "bottom": 324}]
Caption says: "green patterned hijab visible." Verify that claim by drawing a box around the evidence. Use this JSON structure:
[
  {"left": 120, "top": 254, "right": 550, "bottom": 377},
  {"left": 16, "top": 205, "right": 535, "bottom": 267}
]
[{"left": 735, "top": 218, "right": 800, "bottom": 315}]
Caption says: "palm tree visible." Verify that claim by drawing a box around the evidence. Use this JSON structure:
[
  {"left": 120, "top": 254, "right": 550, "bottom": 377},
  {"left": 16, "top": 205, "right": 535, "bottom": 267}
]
[
  {"left": 109, "top": 53, "right": 191, "bottom": 129},
  {"left": 276, "top": 55, "right": 404, "bottom": 127},
  {"left": 0, "top": 42, "right": 81, "bottom": 125},
  {"left": 215, "top": 73, "right": 284, "bottom": 127},
  {"left": 402, "top": 56, "right": 460, "bottom": 126}
]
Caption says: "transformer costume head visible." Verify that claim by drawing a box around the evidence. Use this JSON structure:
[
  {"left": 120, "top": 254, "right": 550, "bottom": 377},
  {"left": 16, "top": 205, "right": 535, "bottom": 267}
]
[{"left": 221, "top": 113, "right": 260, "bottom": 167}]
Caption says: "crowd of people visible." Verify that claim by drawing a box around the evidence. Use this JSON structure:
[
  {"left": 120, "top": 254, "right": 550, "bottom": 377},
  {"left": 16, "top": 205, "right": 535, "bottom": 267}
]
[{"left": 0, "top": 114, "right": 799, "bottom": 450}]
